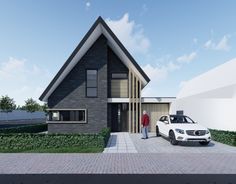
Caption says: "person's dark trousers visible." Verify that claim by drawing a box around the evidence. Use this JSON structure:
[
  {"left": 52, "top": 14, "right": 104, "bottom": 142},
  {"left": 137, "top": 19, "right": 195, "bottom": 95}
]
[{"left": 142, "top": 126, "right": 148, "bottom": 139}]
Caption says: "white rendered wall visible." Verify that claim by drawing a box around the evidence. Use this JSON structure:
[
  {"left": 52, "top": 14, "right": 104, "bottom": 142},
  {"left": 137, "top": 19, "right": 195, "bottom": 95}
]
[
  {"left": 171, "top": 58, "right": 236, "bottom": 131},
  {"left": 170, "top": 97, "right": 236, "bottom": 131}
]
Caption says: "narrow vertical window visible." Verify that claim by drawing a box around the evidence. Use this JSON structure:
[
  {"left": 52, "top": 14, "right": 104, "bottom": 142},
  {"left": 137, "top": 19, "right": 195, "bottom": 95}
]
[{"left": 86, "top": 69, "right": 97, "bottom": 97}]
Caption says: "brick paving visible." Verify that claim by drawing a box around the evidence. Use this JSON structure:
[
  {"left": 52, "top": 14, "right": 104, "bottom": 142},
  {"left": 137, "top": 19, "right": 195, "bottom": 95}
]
[{"left": 0, "top": 153, "right": 235, "bottom": 174}]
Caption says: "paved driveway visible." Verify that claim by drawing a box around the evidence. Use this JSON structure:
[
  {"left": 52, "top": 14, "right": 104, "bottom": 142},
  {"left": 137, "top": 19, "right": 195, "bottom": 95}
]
[
  {"left": 104, "top": 132, "right": 236, "bottom": 153},
  {"left": 130, "top": 133, "right": 236, "bottom": 153},
  {"left": 103, "top": 132, "right": 137, "bottom": 153}
]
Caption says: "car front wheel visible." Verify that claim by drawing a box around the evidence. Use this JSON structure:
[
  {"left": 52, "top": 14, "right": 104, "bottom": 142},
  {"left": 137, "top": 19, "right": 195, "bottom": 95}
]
[
  {"left": 156, "top": 126, "right": 160, "bottom": 137},
  {"left": 199, "top": 141, "right": 210, "bottom": 146},
  {"left": 169, "top": 131, "right": 178, "bottom": 145}
]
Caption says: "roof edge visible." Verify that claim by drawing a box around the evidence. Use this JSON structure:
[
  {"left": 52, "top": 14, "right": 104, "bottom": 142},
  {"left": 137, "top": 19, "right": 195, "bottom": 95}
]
[{"left": 39, "top": 16, "right": 150, "bottom": 101}]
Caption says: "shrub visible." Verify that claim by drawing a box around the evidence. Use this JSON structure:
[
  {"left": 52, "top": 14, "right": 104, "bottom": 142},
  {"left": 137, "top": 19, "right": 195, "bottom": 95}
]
[
  {"left": 0, "top": 124, "right": 47, "bottom": 133},
  {"left": 0, "top": 133, "right": 104, "bottom": 152},
  {"left": 0, "top": 127, "right": 110, "bottom": 152},
  {"left": 99, "top": 128, "right": 110, "bottom": 145},
  {"left": 210, "top": 129, "right": 236, "bottom": 146}
]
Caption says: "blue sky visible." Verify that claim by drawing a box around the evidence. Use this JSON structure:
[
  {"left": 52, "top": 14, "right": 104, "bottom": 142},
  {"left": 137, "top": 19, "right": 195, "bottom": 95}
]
[{"left": 0, "top": 0, "right": 236, "bottom": 105}]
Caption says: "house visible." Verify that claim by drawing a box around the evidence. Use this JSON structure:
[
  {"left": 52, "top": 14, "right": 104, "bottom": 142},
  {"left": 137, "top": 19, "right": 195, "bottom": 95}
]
[
  {"left": 170, "top": 58, "right": 236, "bottom": 131},
  {"left": 39, "top": 16, "right": 175, "bottom": 133}
]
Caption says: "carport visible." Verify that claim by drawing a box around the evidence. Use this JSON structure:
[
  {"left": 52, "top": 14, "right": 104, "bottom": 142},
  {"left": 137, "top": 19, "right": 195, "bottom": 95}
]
[{"left": 141, "top": 97, "right": 175, "bottom": 132}]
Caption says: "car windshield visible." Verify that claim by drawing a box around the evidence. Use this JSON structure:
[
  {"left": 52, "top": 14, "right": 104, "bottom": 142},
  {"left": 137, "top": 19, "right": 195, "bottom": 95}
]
[{"left": 170, "top": 115, "right": 195, "bottom": 124}]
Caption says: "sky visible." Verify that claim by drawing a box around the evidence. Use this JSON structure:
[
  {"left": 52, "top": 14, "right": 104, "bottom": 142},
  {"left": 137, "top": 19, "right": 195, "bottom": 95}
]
[{"left": 0, "top": 0, "right": 236, "bottom": 105}]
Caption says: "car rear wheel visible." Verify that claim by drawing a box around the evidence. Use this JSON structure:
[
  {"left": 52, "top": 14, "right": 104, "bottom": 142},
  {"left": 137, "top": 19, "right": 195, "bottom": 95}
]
[
  {"left": 199, "top": 141, "right": 210, "bottom": 146},
  {"left": 169, "top": 131, "right": 178, "bottom": 145},
  {"left": 156, "top": 126, "right": 160, "bottom": 137}
]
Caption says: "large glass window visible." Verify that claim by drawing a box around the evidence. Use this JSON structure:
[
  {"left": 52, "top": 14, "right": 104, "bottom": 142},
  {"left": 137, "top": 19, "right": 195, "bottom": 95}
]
[
  {"left": 86, "top": 70, "right": 97, "bottom": 97},
  {"left": 111, "top": 72, "right": 128, "bottom": 98},
  {"left": 48, "top": 110, "right": 86, "bottom": 122}
]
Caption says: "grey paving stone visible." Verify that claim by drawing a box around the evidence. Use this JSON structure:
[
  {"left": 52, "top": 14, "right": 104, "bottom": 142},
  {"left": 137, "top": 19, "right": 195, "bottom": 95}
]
[
  {"left": 0, "top": 153, "right": 235, "bottom": 174},
  {"left": 103, "top": 132, "right": 137, "bottom": 153},
  {"left": 130, "top": 133, "right": 236, "bottom": 154}
]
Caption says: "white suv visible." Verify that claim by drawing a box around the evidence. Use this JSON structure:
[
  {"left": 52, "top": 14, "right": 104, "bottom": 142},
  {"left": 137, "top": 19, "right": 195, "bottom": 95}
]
[{"left": 156, "top": 115, "right": 211, "bottom": 145}]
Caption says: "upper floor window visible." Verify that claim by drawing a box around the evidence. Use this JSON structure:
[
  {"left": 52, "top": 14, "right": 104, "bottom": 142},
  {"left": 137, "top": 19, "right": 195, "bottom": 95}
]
[
  {"left": 111, "top": 72, "right": 128, "bottom": 98},
  {"left": 86, "top": 69, "right": 97, "bottom": 97}
]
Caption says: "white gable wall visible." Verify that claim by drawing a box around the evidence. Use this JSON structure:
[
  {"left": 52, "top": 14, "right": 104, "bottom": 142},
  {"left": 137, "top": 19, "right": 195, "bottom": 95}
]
[
  {"left": 170, "top": 58, "right": 236, "bottom": 131},
  {"left": 170, "top": 97, "right": 236, "bottom": 131}
]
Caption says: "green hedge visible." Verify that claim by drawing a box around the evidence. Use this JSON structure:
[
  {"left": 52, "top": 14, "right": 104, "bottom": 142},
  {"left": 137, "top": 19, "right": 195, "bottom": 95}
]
[
  {"left": 99, "top": 127, "right": 110, "bottom": 145},
  {"left": 0, "top": 128, "right": 110, "bottom": 152},
  {"left": 210, "top": 129, "right": 236, "bottom": 146},
  {"left": 0, "top": 124, "right": 47, "bottom": 133}
]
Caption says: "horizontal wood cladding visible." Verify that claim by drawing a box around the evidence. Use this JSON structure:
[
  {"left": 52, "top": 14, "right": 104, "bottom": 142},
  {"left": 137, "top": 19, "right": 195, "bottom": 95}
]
[{"left": 111, "top": 79, "right": 128, "bottom": 98}]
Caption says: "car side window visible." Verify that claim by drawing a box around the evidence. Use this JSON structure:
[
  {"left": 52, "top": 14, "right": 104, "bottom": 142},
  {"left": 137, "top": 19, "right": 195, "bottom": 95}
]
[
  {"left": 164, "top": 116, "right": 169, "bottom": 123},
  {"left": 159, "top": 116, "right": 165, "bottom": 122}
]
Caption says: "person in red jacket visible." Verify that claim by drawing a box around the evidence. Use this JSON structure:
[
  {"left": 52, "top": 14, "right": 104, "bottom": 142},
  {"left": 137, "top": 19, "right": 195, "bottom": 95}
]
[{"left": 141, "top": 110, "right": 149, "bottom": 139}]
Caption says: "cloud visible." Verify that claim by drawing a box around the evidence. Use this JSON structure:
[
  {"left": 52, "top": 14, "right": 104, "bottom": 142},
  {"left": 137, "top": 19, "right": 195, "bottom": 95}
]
[
  {"left": 85, "top": 1, "right": 91, "bottom": 7},
  {"left": 140, "top": 4, "right": 148, "bottom": 16},
  {"left": 85, "top": 1, "right": 91, "bottom": 9},
  {"left": 106, "top": 13, "right": 150, "bottom": 54},
  {"left": 193, "top": 38, "right": 198, "bottom": 44},
  {"left": 141, "top": 61, "right": 181, "bottom": 96},
  {"left": 0, "top": 57, "right": 25, "bottom": 79},
  {"left": 0, "top": 57, "right": 52, "bottom": 105},
  {"left": 177, "top": 52, "right": 197, "bottom": 64},
  {"left": 204, "top": 35, "right": 230, "bottom": 51},
  {"left": 142, "top": 62, "right": 180, "bottom": 83},
  {"left": 141, "top": 50, "right": 198, "bottom": 96}
]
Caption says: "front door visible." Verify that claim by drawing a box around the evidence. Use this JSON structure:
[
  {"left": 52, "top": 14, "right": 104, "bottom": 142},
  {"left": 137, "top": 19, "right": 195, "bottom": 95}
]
[{"left": 110, "top": 103, "right": 128, "bottom": 132}]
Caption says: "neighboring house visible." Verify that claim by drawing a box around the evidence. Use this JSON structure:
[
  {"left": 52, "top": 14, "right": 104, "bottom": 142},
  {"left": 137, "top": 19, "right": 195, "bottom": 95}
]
[
  {"left": 39, "top": 16, "right": 175, "bottom": 133},
  {"left": 170, "top": 58, "right": 236, "bottom": 131}
]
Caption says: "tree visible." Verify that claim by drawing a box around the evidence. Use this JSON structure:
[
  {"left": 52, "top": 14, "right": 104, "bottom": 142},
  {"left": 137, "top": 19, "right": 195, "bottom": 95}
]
[
  {"left": 0, "top": 95, "right": 16, "bottom": 121},
  {"left": 41, "top": 103, "right": 48, "bottom": 114},
  {"left": 24, "top": 98, "right": 40, "bottom": 119}
]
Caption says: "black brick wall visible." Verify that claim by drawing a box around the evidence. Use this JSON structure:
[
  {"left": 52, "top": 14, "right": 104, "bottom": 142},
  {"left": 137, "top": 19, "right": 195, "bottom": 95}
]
[{"left": 48, "top": 35, "right": 108, "bottom": 133}]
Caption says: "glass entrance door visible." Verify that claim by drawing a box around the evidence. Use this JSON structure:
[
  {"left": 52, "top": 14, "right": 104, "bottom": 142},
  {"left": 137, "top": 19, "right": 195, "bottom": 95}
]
[{"left": 110, "top": 103, "right": 128, "bottom": 132}]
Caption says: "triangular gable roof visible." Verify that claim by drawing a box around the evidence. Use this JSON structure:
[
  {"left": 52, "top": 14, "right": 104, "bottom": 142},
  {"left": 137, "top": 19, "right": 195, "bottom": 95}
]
[{"left": 39, "top": 16, "right": 150, "bottom": 102}]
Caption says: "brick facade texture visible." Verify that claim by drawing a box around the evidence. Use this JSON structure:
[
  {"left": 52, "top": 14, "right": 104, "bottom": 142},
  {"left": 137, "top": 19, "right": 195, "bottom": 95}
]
[{"left": 48, "top": 35, "right": 108, "bottom": 133}]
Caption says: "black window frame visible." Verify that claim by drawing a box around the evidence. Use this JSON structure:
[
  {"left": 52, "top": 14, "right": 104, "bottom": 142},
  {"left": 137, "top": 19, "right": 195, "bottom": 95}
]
[
  {"left": 86, "top": 69, "right": 98, "bottom": 98},
  {"left": 48, "top": 109, "right": 87, "bottom": 123}
]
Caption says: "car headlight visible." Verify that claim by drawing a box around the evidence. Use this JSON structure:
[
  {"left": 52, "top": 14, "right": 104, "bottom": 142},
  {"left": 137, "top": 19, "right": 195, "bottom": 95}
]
[
  {"left": 205, "top": 130, "right": 210, "bottom": 134},
  {"left": 175, "top": 129, "right": 185, "bottom": 134}
]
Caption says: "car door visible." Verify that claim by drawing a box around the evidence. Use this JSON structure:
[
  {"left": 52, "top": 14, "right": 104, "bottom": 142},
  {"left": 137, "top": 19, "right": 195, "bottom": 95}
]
[
  {"left": 157, "top": 116, "right": 165, "bottom": 135},
  {"left": 162, "top": 116, "right": 170, "bottom": 136}
]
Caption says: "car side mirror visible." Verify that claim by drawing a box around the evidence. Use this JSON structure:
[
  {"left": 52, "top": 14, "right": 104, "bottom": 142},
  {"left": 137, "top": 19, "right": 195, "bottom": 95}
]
[
  {"left": 164, "top": 120, "right": 169, "bottom": 124},
  {"left": 194, "top": 121, "right": 197, "bottom": 124}
]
